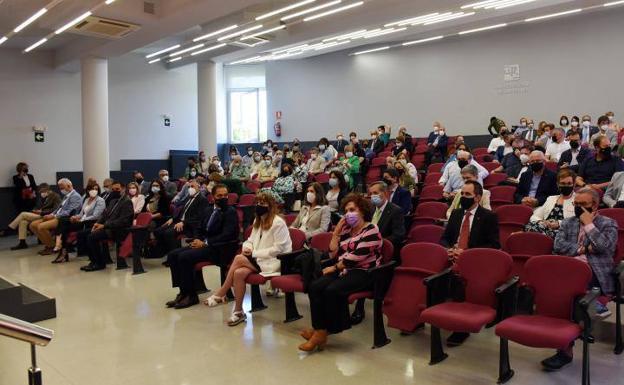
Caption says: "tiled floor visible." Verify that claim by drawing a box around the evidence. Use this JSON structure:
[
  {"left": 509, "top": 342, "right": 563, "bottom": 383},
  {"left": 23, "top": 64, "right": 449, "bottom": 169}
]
[{"left": 0, "top": 236, "right": 622, "bottom": 385}]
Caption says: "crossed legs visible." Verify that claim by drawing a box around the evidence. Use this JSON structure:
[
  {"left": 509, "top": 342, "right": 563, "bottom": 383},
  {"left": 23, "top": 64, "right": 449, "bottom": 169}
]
[{"left": 213, "top": 254, "right": 258, "bottom": 313}]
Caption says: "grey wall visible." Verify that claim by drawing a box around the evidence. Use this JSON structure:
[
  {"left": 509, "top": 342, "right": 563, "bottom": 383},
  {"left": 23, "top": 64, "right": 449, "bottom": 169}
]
[
  {"left": 266, "top": 8, "right": 624, "bottom": 142},
  {"left": 0, "top": 51, "right": 198, "bottom": 187}
]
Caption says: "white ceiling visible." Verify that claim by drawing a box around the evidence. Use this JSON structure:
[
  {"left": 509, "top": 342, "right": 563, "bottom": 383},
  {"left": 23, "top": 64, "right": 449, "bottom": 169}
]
[{"left": 0, "top": 0, "right": 620, "bottom": 70}]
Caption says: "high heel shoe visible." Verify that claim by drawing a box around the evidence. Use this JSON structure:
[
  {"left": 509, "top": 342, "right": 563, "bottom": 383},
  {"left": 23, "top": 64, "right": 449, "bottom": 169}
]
[
  {"left": 300, "top": 328, "right": 314, "bottom": 341},
  {"left": 298, "top": 330, "right": 328, "bottom": 352},
  {"left": 203, "top": 295, "right": 227, "bottom": 307},
  {"left": 51, "top": 249, "right": 69, "bottom": 264}
]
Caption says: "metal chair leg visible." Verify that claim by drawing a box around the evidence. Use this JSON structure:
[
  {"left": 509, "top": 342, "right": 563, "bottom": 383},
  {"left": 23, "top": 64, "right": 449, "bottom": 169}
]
[
  {"left": 429, "top": 326, "right": 448, "bottom": 365},
  {"left": 615, "top": 281, "right": 623, "bottom": 354},
  {"left": 284, "top": 292, "right": 302, "bottom": 323},
  {"left": 497, "top": 338, "right": 514, "bottom": 384},
  {"left": 372, "top": 297, "right": 391, "bottom": 349},
  {"left": 250, "top": 284, "right": 267, "bottom": 312},
  {"left": 582, "top": 329, "right": 591, "bottom": 385}
]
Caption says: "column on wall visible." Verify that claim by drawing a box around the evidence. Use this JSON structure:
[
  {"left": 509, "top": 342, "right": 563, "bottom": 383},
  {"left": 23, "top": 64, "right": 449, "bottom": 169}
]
[
  {"left": 81, "top": 56, "right": 110, "bottom": 183},
  {"left": 197, "top": 61, "right": 222, "bottom": 155}
]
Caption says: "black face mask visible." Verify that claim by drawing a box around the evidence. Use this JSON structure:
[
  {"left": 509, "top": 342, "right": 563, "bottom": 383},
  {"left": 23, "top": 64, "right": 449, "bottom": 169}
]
[
  {"left": 255, "top": 205, "right": 269, "bottom": 217},
  {"left": 600, "top": 147, "right": 612, "bottom": 159},
  {"left": 459, "top": 196, "right": 476, "bottom": 211},
  {"left": 569, "top": 141, "right": 580, "bottom": 150},
  {"left": 282, "top": 169, "right": 292, "bottom": 176},
  {"left": 216, "top": 198, "right": 228, "bottom": 209},
  {"left": 136, "top": 178, "right": 144, "bottom": 184},
  {"left": 559, "top": 185, "right": 574, "bottom": 196},
  {"left": 457, "top": 160, "right": 469, "bottom": 169},
  {"left": 383, "top": 178, "right": 395, "bottom": 186},
  {"left": 109, "top": 191, "right": 121, "bottom": 200},
  {"left": 574, "top": 205, "right": 592, "bottom": 218},
  {"left": 530, "top": 162, "right": 544, "bottom": 172}
]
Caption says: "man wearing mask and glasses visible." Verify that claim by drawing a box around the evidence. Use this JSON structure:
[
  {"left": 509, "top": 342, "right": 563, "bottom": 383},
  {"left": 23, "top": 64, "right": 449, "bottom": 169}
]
[
  {"left": 514, "top": 151, "right": 558, "bottom": 208},
  {"left": 578, "top": 136, "right": 624, "bottom": 191},
  {"left": 558, "top": 131, "right": 590, "bottom": 173}
]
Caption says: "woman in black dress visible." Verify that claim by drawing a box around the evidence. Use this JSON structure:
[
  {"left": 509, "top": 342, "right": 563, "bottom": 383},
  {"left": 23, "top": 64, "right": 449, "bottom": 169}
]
[{"left": 13, "top": 162, "right": 37, "bottom": 212}]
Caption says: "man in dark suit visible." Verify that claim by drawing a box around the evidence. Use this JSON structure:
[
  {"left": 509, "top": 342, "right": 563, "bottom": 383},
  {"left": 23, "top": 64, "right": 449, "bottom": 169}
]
[
  {"left": 514, "top": 150, "right": 558, "bottom": 207},
  {"left": 558, "top": 131, "right": 590, "bottom": 173},
  {"left": 383, "top": 168, "right": 412, "bottom": 215},
  {"left": 369, "top": 181, "right": 405, "bottom": 247},
  {"left": 153, "top": 180, "right": 208, "bottom": 257},
  {"left": 165, "top": 184, "right": 239, "bottom": 309},
  {"left": 367, "top": 130, "right": 385, "bottom": 159},
  {"left": 440, "top": 180, "right": 500, "bottom": 347},
  {"left": 426, "top": 122, "right": 449, "bottom": 164},
  {"left": 82, "top": 184, "right": 135, "bottom": 272}
]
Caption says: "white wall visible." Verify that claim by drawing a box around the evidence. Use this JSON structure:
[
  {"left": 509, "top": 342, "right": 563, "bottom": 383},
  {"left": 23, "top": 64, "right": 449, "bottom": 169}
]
[
  {"left": 0, "top": 50, "right": 82, "bottom": 187},
  {"left": 0, "top": 51, "right": 199, "bottom": 187},
  {"left": 266, "top": 8, "right": 624, "bottom": 141},
  {"left": 108, "top": 54, "right": 198, "bottom": 169}
]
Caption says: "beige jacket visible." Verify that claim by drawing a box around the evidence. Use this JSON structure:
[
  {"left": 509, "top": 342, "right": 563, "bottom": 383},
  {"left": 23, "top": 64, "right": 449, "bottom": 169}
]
[{"left": 291, "top": 205, "right": 331, "bottom": 239}]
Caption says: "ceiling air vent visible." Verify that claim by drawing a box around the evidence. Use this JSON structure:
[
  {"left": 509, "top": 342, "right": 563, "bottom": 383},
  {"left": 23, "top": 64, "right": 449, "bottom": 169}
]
[
  {"left": 231, "top": 36, "right": 269, "bottom": 48},
  {"left": 71, "top": 16, "right": 140, "bottom": 39},
  {"left": 144, "top": 1, "right": 156, "bottom": 15}
]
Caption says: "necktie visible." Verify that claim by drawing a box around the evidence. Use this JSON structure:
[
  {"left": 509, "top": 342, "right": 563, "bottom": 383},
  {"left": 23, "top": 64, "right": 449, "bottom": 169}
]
[
  {"left": 372, "top": 208, "right": 382, "bottom": 225},
  {"left": 457, "top": 211, "right": 472, "bottom": 250},
  {"left": 528, "top": 129, "right": 533, "bottom": 141},
  {"left": 206, "top": 209, "right": 219, "bottom": 232}
]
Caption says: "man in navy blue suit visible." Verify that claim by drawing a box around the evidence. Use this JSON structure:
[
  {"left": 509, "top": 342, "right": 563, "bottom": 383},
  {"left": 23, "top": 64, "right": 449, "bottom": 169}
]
[
  {"left": 514, "top": 150, "right": 558, "bottom": 207},
  {"left": 383, "top": 168, "right": 412, "bottom": 215},
  {"left": 426, "top": 122, "right": 449, "bottom": 165}
]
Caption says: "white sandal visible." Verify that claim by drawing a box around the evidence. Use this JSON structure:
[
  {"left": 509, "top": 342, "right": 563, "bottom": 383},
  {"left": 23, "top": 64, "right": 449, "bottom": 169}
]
[
  {"left": 203, "top": 295, "right": 227, "bottom": 307},
  {"left": 227, "top": 311, "right": 247, "bottom": 326}
]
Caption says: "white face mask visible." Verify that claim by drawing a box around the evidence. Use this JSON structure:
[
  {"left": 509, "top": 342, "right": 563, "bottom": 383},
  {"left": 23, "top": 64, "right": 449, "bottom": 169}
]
[
  {"left": 161, "top": 175, "right": 169, "bottom": 182},
  {"left": 187, "top": 187, "right": 197, "bottom": 196},
  {"left": 345, "top": 152, "right": 353, "bottom": 158},
  {"left": 306, "top": 192, "right": 316, "bottom": 204},
  {"left": 561, "top": 120, "right": 568, "bottom": 126},
  {"left": 582, "top": 121, "right": 591, "bottom": 127},
  {"left": 254, "top": 156, "right": 261, "bottom": 162},
  {"left": 571, "top": 121, "right": 579, "bottom": 127},
  {"left": 248, "top": 150, "right": 254, "bottom": 156},
  {"left": 319, "top": 144, "right": 326, "bottom": 150},
  {"left": 601, "top": 125, "right": 609, "bottom": 131},
  {"left": 264, "top": 160, "right": 272, "bottom": 166},
  {"left": 88, "top": 190, "right": 98, "bottom": 198}
]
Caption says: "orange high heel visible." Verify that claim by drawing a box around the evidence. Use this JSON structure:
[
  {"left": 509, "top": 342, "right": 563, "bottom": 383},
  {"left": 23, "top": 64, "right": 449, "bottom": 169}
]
[{"left": 298, "top": 330, "right": 328, "bottom": 352}]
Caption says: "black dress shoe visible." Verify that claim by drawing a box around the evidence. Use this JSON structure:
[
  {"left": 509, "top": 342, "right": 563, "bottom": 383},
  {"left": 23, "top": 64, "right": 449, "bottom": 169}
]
[
  {"left": 174, "top": 295, "right": 199, "bottom": 309},
  {"left": 541, "top": 351, "right": 573, "bottom": 371},
  {"left": 83, "top": 264, "right": 106, "bottom": 272},
  {"left": 80, "top": 263, "right": 94, "bottom": 271},
  {"left": 446, "top": 332, "right": 470, "bottom": 347},
  {"left": 166, "top": 294, "right": 183, "bottom": 308},
  {"left": 10, "top": 241, "right": 28, "bottom": 250}
]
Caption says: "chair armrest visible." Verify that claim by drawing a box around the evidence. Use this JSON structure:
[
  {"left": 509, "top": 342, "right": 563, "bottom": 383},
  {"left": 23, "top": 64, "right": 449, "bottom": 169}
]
[
  {"left": 495, "top": 276, "right": 520, "bottom": 295},
  {"left": 613, "top": 261, "right": 624, "bottom": 276},
  {"left": 277, "top": 249, "right": 307, "bottom": 275},
  {"left": 423, "top": 267, "right": 453, "bottom": 287},
  {"left": 578, "top": 288, "right": 600, "bottom": 310},
  {"left": 370, "top": 261, "right": 397, "bottom": 300},
  {"left": 574, "top": 288, "right": 601, "bottom": 332},
  {"left": 276, "top": 248, "right": 307, "bottom": 261},
  {"left": 367, "top": 261, "right": 396, "bottom": 274},
  {"left": 495, "top": 276, "right": 520, "bottom": 322},
  {"left": 424, "top": 267, "right": 453, "bottom": 307}
]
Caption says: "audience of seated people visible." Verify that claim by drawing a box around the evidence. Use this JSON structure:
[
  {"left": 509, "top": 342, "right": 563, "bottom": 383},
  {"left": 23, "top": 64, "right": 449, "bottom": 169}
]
[
  {"left": 441, "top": 150, "right": 489, "bottom": 200},
  {"left": 446, "top": 165, "right": 491, "bottom": 217},
  {"left": 524, "top": 169, "right": 576, "bottom": 238},
  {"left": 290, "top": 182, "right": 331, "bottom": 239}
]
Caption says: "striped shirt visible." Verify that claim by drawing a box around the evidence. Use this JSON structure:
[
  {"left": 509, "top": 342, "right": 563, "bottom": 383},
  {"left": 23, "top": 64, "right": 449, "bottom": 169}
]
[{"left": 337, "top": 223, "right": 382, "bottom": 272}]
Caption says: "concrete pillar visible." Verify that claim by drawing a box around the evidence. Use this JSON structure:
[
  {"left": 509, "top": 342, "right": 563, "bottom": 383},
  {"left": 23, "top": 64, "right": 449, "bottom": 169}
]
[
  {"left": 198, "top": 61, "right": 221, "bottom": 155},
  {"left": 81, "top": 56, "right": 110, "bottom": 183}
]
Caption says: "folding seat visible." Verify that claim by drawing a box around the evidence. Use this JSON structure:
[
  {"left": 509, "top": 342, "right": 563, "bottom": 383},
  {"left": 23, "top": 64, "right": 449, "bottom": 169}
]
[
  {"left": 371, "top": 157, "right": 386, "bottom": 168},
  {"left": 347, "top": 239, "right": 396, "bottom": 348},
  {"left": 418, "top": 185, "right": 444, "bottom": 204},
  {"left": 481, "top": 162, "right": 499, "bottom": 173},
  {"left": 246, "top": 180, "right": 261, "bottom": 193},
  {"left": 383, "top": 243, "right": 449, "bottom": 334},
  {"left": 117, "top": 212, "right": 153, "bottom": 274},
  {"left": 283, "top": 213, "right": 298, "bottom": 226},
  {"left": 246, "top": 228, "right": 307, "bottom": 312},
  {"left": 261, "top": 181, "right": 274, "bottom": 189},
  {"left": 503, "top": 232, "right": 553, "bottom": 280},
  {"left": 420, "top": 248, "right": 516, "bottom": 365},
  {"left": 545, "top": 161, "right": 559, "bottom": 173},
  {"left": 483, "top": 173, "right": 508, "bottom": 190},
  {"left": 472, "top": 147, "right": 489, "bottom": 157},
  {"left": 427, "top": 163, "right": 444, "bottom": 174},
  {"left": 193, "top": 240, "right": 241, "bottom": 297},
  {"left": 411, "top": 154, "right": 426, "bottom": 169},
  {"left": 598, "top": 208, "right": 624, "bottom": 261},
  {"left": 489, "top": 185, "right": 517, "bottom": 210},
  {"left": 475, "top": 154, "right": 493, "bottom": 163},
  {"left": 411, "top": 202, "right": 448, "bottom": 227},
  {"left": 423, "top": 172, "right": 442, "bottom": 186},
  {"left": 227, "top": 193, "right": 239, "bottom": 205},
  {"left": 365, "top": 167, "right": 382, "bottom": 184},
  {"left": 414, "top": 145, "right": 428, "bottom": 155},
  {"left": 379, "top": 151, "right": 392, "bottom": 158},
  {"left": 495, "top": 204, "right": 533, "bottom": 248},
  {"left": 406, "top": 224, "right": 444, "bottom": 244},
  {"left": 236, "top": 193, "right": 256, "bottom": 230},
  {"left": 495, "top": 256, "right": 596, "bottom": 384},
  {"left": 313, "top": 173, "right": 329, "bottom": 184}
]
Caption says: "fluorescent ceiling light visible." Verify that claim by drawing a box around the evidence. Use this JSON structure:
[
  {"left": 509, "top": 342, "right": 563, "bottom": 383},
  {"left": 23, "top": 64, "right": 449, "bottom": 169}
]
[
  {"left": 240, "top": 25, "right": 286, "bottom": 40},
  {"left": 459, "top": 23, "right": 507, "bottom": 34},
  {"left": 24, "top": 38, "right": 47, "bottom": 53},
  {"left": 0, "top": 36, "right": 7, "bottom": 46},
  {"left": 323, "top": 29, "right": 366, "bottom": 42},
  {"left": 408, "top": 12, "right": 453, "bottom": 25},
  {"left": 403, "top": 35, "right": 444, "bottom": 46},
  {"left": 193, "top": 25, "right": 238, "bottom": 42},
  {"left": 218, "top": 25, "right": 263, "bottom": 41},
  {"left": 363, "top": 28, "right": 406, "bottom": 39},
  {"left": 385, "top": 13, "right": 440, "bottom": 27},
  {"left": 55, "top": 11, "right": 92, "bottom": 35},
  {"left": 423, "top": 12, "right": 475, "bottom": 25},
  {"left": 191, "top": 43, "right": 227, "bottom": 56},
  {"left": 604, "top": 0, "right": 624, "bottom": 6},
  {"left": 148, "top": 58, "right": 161, "bottom": 64},
  {"left": 14, "top": 8, "right": 47, "bottom": 33},
  {"left": 304, "top": 1, "right": 364, "bottom": 21},
  {"left": 282, "top": 0, "right": 342, "bottom": 20},
  {"left": 490, "top": 0, "right": 536, "bottom": 9},
  {"left": 169, "top": 57, "right": 182, "bottom": 63},
  {"left": 352, "top": 46, "right": 389, "bottom": 55},
  {"left": 525, "top": 9, "right": 582, "bottom": 22},
  {"left": 146, "top": 44, "right": 180, "bottom": 59},
  {"left": 314, "top": 40, "right": 350, "bottom": 50},
  {"left": 230, "top": 56, "right": 263, "bottom": 65},
  {"left": 169, "top": 43, "right": 204, "bottom": 57},
  {"left": 256, "top": 0, "right": 316, "bottom": 20},
  {"left": 274, "top": 44, "right": 310, "bottom": 54},
  {"left": 105, "top": 0, "right": 116, "bottom": 4}
]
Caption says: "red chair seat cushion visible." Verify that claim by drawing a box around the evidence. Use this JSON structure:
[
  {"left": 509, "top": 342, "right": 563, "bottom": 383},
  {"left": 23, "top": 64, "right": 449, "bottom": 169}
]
[
  {"left": 271, "top": 275, "right": 304, "bottom": 292},
  {"left": 420, "top": 302, "right": 497, "bottom": 333},
  {"left": 194, "top": 261, "right": 214, "bottom": 271},
  {"left": 495, "top": 315, "right": 582, "bottom": 350},
  {"left": 348, "top": 291, "right": 373, "bottom": 303},
  {"left": 246, "top": 273, "right": 269, "bottom": 285}
]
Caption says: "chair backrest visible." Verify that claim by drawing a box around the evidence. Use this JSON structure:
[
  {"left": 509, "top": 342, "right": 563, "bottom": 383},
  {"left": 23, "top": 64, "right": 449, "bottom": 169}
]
[
  {"left": 484, "top": 173, "right": 509, "bottom": 188},
  {"left": 414, "top": 145, "right": 428, "bottom": 155},
  {"left": 457, "top": 248, "right": 513, "bottom": 307},
  {"left": 525, "top": 255, "right": 592, "bottom": 319},
  {"left": 314, "top": 173, "right": 330, "bottom": 184},
  {"left": 427, "top": 163, "right": 444, "bottom": 173},
  {"left": 289, "top": 228, "right": 307, "bottom": 250},
  {"left": 379, "top": 151, "right": 392, "bottom": 158},
  {"left": 246, "top": 180, "right": 261, "bottom": 193},
  {"left": 238, "top": 193, "right": 256, "bottom": 207},
  {"left": 310, "top": 232, "right": 333, "bottom": 252},
  {"left": 473, "top": 147, "right": 489, "bottom": 156},
  {"left": 228, "top": 193, "right": 239, "bottom": 205},
  {"left": 400, "top": 242, "right": 449, "bottom": 270},
  {"left": 135, "top": 212, "right": 153, "bottom": 226},
  {"left": 381, "top": 239, "right": 394, "bottom": 263},
  {"left": 489, "top": 185, "right": 517, "bottom": 202},
  {"left": 424, "top": 172, "right": 442, "bottom": 186},
  {"left": 598, "top": 208, "right": 624, "bottom": 228},
  {"left": 284, "top": 213, "right": 298, "bottom": 226},
  {"left": 371, "top": 157, "right": 386, "bottom": 167},
  {"left": 419, "top": 185, "right": 444, "bottom": 201},
  {"left": 504, "top": 232, "right": 554, "bottom": 256},
  {"left": 482, "top": 162, "right": 499, "bottom": 172},
  {"left": 243, "top": 225, "right": 253, "bottom": 240},
  {"left": 262, "top": 181, "right": 274, "bottom": 188},
  {"left": 545, "top": 162, "right": 558, "bottom": 173},
  {"left": 495, "top": 204, "right": 533, "bottom": 224},
  {"left": 414, "top": 201, "right": 448, "bottom": 218},
  {"left": 407, "top": 225, "right": 444, "bottom": 244}
]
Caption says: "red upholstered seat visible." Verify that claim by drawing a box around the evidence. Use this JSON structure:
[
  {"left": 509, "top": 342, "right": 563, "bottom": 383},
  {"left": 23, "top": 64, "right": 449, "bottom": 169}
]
[
  {"left": 484, "top": 173, "right": 508, "bottom": 190},
  {"left": 270, "top": 274, "right": 303, "bottom": 293},
  {"left": 310, "top": 232, "right": 332, "bottom": 252},
  {"left": 427, "top": 163, "right": 444, "bottom": 173},
  {"left": 598, "top": 208, "right": 624, "bottom": 261},
  {"left": 481, "top": 162, "right": 499, "bottom": 173},
  {"left": 246, "top": 274, "right": 268, "bottom": 285},
  {"left": 411, "top": 201, "right": 447, "bottom": 227},
  {"left": 400, "top": 242, "right": 448, "bottom": 270},
  {"left": 227, "top": 193, "right": 239, "bottom": 205},
  {"left": 406, "top": 225, "right": 444, "bottom": 244},
  {"left": 238, "top": 193, "right": 256, "bottom": 207},
  {"left": 421, "top": 302, "right": 497, "bottom": 333},
  {"left": 496, "top": 315, "right": 582, "bottom": 350},
  {"left": 473, "top": 147, "right": 489, "bottom": 157},
  {"left": 371, "top": 157, "right": 386, "bottom": 167},
  {"left": 424, "top": 172, "right": 442, "bottom": 186},
  {"left": 419, "top": 185, "right": 444, "bottom": 203},
  {"left": 503, "top": 232, "right": 554, "bottom": 280},
  {"left": 495, "top": 205, "right": 533, "bottom": 248},
  {"left": 314, "top": 173, "right": 330, "bottom": 184},
  {"left": 246, "top": 180, "right": 261, "bottom": 193}
]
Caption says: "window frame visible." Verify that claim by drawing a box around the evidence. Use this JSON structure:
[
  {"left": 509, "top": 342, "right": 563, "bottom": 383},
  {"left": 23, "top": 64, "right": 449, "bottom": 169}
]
[{"left": 227, "top": 87, "right": 266, "bottom": 144}]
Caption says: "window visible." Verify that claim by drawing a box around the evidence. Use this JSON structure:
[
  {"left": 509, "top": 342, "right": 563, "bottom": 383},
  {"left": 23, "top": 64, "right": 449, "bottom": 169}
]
[{"left": 228, "top": 88, "right": 267, "bottom": 143}]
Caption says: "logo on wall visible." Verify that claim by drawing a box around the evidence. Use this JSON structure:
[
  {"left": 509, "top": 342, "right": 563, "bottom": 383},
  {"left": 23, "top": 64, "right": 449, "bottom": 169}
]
[{"left": 504, "top": 64, "right": 520, "bottom": 82}]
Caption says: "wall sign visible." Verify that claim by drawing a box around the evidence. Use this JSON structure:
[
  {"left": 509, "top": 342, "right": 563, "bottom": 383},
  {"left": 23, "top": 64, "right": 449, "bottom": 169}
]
[
  {"left": 34, "top": 132, "right": 45, "bottom": 143},
  {"left": 504, "top": 64, "right": 520, "bottom": 82},
  {"left": 164, "top": 117, "right": 171, "bottom": 127}
]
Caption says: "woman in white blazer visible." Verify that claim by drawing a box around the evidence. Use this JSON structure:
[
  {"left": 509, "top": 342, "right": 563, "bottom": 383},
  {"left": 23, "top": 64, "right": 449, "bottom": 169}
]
[
  {"left": 525, "top": 169, "right": 576, "bottom": 238},
  {"left": 204, "top": 191, "right": 292, "bottom": 326}
]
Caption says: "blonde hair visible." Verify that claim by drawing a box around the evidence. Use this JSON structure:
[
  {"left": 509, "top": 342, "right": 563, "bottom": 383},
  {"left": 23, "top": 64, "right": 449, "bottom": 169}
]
[{"left": 253, "top": 191, "right": 280, "bottom": 230}]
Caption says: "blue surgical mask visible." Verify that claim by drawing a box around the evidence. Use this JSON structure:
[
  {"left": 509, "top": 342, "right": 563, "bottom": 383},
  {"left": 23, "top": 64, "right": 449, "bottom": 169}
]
[
  {"left": 329, "top": 178, "right": 338, "bottom": 187},
  {"left": 371, "top": 194, "right": 384, "bottom": 207}
]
